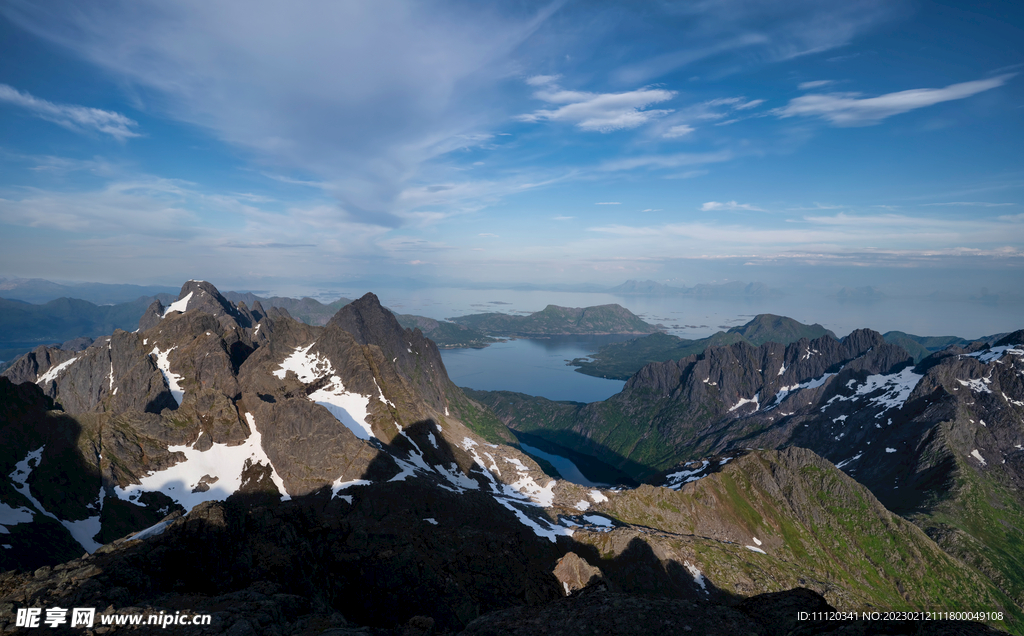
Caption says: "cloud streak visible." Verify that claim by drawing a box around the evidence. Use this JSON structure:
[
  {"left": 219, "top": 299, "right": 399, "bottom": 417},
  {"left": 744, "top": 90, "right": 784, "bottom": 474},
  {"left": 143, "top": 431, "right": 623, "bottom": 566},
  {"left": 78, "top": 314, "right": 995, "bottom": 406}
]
[
  {"left": 776, "top": 74, "right": 1015, "bottom": 126},
  {"left": 516, "top": 78, "right": 676, "bottom": 132},
  {"left": 0, "top": 84, "right": 140, "bottom": 140},
  {"left": 701, "top": 201, "right": 766, "bottom": 212}
]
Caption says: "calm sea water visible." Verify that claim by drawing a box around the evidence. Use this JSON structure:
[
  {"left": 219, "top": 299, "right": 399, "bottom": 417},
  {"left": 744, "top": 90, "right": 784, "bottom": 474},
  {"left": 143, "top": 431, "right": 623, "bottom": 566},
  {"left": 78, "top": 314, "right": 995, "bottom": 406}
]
[
  {"left": 439, "top": 335, "right": 627, "bottom": 403},
  {"left": 311, "top": 286, "right": 1024, "bottom": 341}
]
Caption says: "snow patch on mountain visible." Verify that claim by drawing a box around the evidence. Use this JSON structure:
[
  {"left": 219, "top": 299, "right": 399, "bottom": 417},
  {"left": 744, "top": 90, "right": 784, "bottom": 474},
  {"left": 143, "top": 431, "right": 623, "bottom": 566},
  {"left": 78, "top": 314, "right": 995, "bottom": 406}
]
[
  {"left": 664, "top": 460, "right": 711, "bottom": 489},
  {"left": 458, "top": 437, "right": 570, "bottom": 542},
  {"left": 8, "top": 447, "right": 103, "bottom": 553},
  {"left": 0, "top": 502, "right": 34, "bottom": 534},
  {"left": 331, "top": 478, "right": 371, "bottom": 500},
  {"left": 163, "top": 291, "right": 193, "bottom": 317},
  {"left": 729, "top": 392, "right": 759, "bottom": 413},
  {"left": 308, "top": 381, "right": 374, "bottom": 441},
  {"left": 273, "top": 344, "right": 328, "bottom": 382},
  {"left": 685, "top": 561, "right": 708, "bottom": 594},
  {"left": 273, "top": 344, "right": 376, "bottom": 440},
  {"left": 151, "top": 346, "right": 185, "bottom": 405},
  {"left": 966, "top": 346, "right": 1024, "bottom": 363},
  {"left": 857, "top": 367, "right": 923, "bottom": 412},
  {"left": 766, "top": 372, "right": 836, "bottom": 410},
  {"left": 958, "top": 378, "right": 993, "bottom": 394},
  {"left": 130, "top": 518, "right": 175, "bottom": 542},
  {"left": 835, "top": 452, "right": 863, "bottom": 469},
  {"left": 36, "top": 356, "right": 79, "bottom": 385},
  {"left": 114, "top": 413, "right": 290, "bottom": 511},
  {"left": 825, "top": 366, "right": 922, "bottom": 415}
]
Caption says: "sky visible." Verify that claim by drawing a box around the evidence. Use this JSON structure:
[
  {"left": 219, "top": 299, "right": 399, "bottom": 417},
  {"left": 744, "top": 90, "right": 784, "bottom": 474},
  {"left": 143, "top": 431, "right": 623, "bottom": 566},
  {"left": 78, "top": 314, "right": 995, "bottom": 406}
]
[{"left": 1, "top": 0, "right": 1023, "bottom": 298}]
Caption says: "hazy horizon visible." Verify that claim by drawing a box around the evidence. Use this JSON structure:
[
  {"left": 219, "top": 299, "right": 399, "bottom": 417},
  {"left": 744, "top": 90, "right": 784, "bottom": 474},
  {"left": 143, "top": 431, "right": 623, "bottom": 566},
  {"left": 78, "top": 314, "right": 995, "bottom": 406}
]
[{"left": 2, "top": 273, "right": 1022, "bottom": 341}]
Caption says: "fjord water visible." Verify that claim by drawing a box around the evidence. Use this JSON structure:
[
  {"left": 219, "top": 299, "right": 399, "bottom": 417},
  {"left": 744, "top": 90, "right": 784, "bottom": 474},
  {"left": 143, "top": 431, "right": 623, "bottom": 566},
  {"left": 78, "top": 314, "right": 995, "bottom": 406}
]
[
  {"left": 517, "top": 442, "right": 613, "bottom": 488},
  {"left": 439, "top": 335, "right": 628, "bottom": 403}
]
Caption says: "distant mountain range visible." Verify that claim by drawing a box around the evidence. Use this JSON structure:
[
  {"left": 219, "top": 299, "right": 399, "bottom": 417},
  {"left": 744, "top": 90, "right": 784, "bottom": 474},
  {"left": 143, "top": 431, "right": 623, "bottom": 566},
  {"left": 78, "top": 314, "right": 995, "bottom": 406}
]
[
  {"left": 2, "top": 279, "right": 1021, "bottom": 634},
  {"left": 0, "top": 277, "right": 180, "bottom": 305}
]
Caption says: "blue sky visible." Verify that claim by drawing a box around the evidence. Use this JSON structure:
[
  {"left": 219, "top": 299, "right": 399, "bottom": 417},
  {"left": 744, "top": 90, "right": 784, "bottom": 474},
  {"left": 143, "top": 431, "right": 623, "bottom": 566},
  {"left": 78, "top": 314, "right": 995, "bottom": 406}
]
[{"left": 0, "top": 0, "right": 1022, "bottom": 297}]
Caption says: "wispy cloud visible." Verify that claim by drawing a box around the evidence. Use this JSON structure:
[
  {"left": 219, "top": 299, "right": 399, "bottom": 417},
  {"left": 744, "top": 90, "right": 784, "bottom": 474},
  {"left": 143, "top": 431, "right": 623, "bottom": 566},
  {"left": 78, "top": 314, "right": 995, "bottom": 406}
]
[
  {"left": 584, "top": 211, "right": 1024, "bottom": 259},
  {"left": 596, "top": 202, "right": 621, "bottom": 205},
  {"left": 663, "top": 124, "right": 695, "bottom": 139},
  {"left": 920, "top": 201, "right": 1015, "bottom": 207},
  {"left": 665, "top": 169, "right": 708, "bottom": 180},
  {"left": 515, "top": 79, "right": 676, "bottom": 132},
  {"left": 776, "top": 74, "right": 1015, "bottom": 126},
  {"left": 599, "top": 150, "right": 732, "bottom": 173},
  {"left": 222, "top": 242, "right": 316, "bottom": 249},
  {"left": 552, "top": 215, "right": 574, "bottom": 220},
  {"left": 0, "top": 84, "right": 140, "bottom": 140},
  {"left": 787, "top": 202, "right": 844, "bottom": 210},
  {"left": 798, "top": 80, "right": 835, "bottom": 90},
  {"left": 612, "top": 0, "right": 899, "bottom": 84},
  {"left": 701, "top": 201, "right": 766, "bottom": 212}
]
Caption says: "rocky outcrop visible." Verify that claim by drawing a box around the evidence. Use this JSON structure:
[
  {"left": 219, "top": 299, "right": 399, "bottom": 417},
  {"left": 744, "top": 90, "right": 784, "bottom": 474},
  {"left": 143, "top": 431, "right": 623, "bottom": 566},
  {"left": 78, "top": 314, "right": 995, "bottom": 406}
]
[
  {"left": 3, "top": 280, "right": 1021, "bottom": 635},
  {"left": 552, "top": 551, "right": 606, "bottom": 595}
]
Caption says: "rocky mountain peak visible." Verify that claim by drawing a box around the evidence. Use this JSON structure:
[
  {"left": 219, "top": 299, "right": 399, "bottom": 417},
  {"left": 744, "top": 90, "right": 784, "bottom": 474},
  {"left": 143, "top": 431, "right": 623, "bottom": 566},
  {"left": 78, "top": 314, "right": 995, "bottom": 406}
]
[
  {"left": 995, "top": 330, "right": 1024, "bottom": 347},
  {"left": 327, "top": 292, "right": 402, "bottom": 347},
  {"left": 137, "top": 280, "right": 261, "bottom": 332}
]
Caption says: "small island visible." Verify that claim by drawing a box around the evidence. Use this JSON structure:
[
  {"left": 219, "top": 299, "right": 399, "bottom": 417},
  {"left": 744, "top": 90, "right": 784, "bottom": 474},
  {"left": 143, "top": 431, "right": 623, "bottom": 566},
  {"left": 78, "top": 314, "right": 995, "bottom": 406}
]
[{"left": 447, "top": 303, "right": 662, "bottom": 337}]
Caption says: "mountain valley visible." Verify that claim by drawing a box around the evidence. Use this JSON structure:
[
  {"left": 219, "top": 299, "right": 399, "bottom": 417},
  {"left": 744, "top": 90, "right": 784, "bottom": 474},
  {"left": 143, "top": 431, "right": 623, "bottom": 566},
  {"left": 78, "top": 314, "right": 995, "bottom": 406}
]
[{"left": 0, "top": 281, "right": 1021, "bottom": 634}]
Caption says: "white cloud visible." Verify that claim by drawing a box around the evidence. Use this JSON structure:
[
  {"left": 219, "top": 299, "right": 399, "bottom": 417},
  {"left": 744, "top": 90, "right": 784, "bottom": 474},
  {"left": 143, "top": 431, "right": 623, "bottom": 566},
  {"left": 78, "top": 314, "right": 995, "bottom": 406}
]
[
  {"left": 798, "top": 80, "right": 835, "bottom": 90},
  {"left": 596, "top": 202, "right": 621, "bottom": 205},
  {"left": 0, "top": 84, "right": 140, "bottom": 140},
  {"left": 701, "top": 201, "right": 766, "bottom": 212},
  {"left": 516, "top": 80, "right": 676, "bottom": 132},
  {"left": 552, "top": 216, "right": 574, "bottom": 220},
  {"left": 663, "top": 124, "right": 695, "bottom": 138},
  {"left": 526, "top": 74, "right": 561, "bottom": 86},
  {"left": 2, "top": 1, "right": 565, "bottom": 224},
  {"left": 776, "top": 74, "right": 1015, "bottom": 126}
]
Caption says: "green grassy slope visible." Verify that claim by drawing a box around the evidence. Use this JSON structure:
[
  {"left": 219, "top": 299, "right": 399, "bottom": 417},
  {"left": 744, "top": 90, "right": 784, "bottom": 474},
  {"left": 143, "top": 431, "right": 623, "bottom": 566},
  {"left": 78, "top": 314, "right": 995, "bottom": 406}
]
[{"left": 592, "top": 449, "right": 1022, "bottom": 632}]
